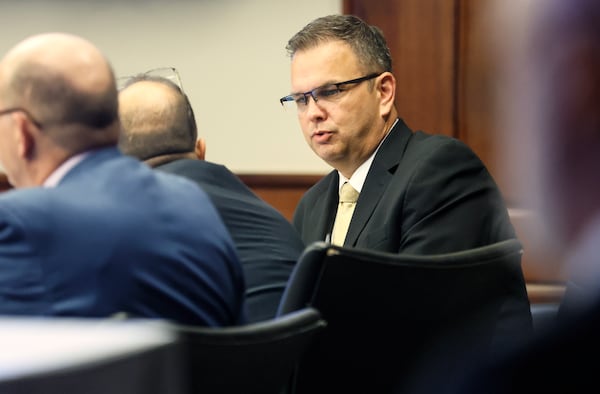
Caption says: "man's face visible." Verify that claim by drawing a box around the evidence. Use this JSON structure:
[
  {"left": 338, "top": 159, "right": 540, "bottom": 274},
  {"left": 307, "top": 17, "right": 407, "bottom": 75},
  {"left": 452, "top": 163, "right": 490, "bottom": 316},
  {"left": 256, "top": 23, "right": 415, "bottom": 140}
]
[{"left": 289, "top": 40, "right": 386, "bottom": 177}]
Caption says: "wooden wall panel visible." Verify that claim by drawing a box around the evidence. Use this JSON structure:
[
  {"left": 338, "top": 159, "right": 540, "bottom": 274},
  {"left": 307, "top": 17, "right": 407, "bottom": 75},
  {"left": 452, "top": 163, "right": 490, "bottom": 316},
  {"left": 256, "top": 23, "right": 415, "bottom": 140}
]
[
  {"left": 238, "top": 174, "right": 322, "bottom": 222},
  {"left": 456, "top": 1, "right": 496, "bottom": 179},
  {"left": 455, "top": 0, "right": 516, "bottom": 203}
]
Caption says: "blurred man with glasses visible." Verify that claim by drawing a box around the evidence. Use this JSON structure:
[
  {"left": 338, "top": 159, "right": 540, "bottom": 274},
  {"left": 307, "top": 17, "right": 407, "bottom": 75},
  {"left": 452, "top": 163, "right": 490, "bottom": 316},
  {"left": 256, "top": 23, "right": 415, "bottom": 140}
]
[
  {"left": 0, "top": 33, "right": 246, "bottom": 326},
  {"left": 118, "top": 68, "right": 305, "bottom": 322}
]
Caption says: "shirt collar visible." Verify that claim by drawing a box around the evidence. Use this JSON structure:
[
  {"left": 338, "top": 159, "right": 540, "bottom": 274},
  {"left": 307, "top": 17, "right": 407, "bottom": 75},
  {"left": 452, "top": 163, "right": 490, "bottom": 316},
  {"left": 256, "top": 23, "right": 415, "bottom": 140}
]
[
  {"left": 338, "top": 118, "right": 398, "bottom": 193},
  {"left": 43, "top": 151, "right": 90, "bottom": 187}
]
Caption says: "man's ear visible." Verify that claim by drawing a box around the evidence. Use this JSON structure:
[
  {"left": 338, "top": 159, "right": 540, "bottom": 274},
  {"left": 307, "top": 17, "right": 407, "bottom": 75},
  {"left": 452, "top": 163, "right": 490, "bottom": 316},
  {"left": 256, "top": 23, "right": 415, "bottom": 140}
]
[
  {"left": 194, "top": 138, "right": 206, "bottom": 160},
  {"left": 378, "top": 71, "right": 396, "bottom": 116},
  {"left": 15, "top": 114, "right": 35, "bottom": 160}
]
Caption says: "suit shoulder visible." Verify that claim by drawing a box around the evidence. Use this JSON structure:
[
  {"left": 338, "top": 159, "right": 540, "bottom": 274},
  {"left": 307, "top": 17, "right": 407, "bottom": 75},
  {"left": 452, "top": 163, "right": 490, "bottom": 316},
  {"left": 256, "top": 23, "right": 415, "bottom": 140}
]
[
  {"left": 164, "top": 158, "right": 226, "bottom": 172},
  {"left": 158, "top": 159, "right": 236, "bottom": 184},
  {"left": 152, "top": 170, "right": 211, "bottom": 201},
  {"left": 411, "top": 130, "right": 467, "bottom": 146},
  {"left": 408, "top": 131, "right": 479, "bottom": 159}
]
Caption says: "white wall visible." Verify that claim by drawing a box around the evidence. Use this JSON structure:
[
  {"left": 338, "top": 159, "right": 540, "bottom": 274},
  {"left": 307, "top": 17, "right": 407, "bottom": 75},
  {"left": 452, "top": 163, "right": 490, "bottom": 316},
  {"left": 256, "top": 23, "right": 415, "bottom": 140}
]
[{"left": 0, "top": 0, "right": 340, "bottom": 175}]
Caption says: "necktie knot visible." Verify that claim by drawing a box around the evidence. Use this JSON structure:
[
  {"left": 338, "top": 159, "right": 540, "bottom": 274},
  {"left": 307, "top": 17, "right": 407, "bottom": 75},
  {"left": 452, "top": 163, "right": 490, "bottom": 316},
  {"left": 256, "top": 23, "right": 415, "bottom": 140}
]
[{"left": 339, "top": 182, "right": 359, "bottom": 203}]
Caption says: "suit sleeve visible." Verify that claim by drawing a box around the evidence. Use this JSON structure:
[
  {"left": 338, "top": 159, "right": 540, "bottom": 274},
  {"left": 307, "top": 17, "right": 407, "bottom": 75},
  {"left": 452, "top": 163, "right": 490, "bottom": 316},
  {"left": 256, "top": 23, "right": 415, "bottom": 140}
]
[
  {"left": 0, "top": 204, "right": 46, "bottom": 314},
  {"left": 398, "top": 138, "right": 516, "bottom": 254}
]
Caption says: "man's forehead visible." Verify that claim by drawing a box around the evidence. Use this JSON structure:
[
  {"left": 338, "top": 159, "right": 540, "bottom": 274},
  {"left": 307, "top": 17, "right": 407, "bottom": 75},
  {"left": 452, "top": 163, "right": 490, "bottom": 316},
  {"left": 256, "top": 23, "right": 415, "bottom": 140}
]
[{"left": 290, "top": 42, "right": 361, "bottom": 90}]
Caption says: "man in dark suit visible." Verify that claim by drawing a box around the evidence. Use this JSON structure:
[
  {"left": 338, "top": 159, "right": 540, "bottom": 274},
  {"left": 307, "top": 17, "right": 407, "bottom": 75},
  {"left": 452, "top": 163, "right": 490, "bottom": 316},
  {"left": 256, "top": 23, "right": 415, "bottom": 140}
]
[
  {"left": 279, "top": 14, "right": 533, "bottom": 388},
  {"left": 118, "top": 71, "right": 306, "bottom": 322},
  {"left": 0, "top": 33, "right": 246, "bottom": 326},
  {"left": 280, "top": 14, "right": 518, "bottom": 255}
]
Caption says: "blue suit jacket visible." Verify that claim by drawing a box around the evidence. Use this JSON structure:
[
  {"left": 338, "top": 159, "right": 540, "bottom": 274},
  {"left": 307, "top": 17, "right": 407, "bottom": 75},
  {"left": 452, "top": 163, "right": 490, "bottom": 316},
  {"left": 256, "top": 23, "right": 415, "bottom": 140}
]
[
  {"left": 0, "top": 148, "right": 246, "bottom": 326},
  {"left": 157, "top": 159, "right": 305, "bottom": 322}
]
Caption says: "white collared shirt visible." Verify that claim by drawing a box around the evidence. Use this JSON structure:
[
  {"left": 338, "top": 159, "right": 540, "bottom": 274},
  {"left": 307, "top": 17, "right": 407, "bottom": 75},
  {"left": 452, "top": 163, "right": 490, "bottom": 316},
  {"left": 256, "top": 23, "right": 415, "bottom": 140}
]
[{"left": 337, "top": 118, "right": 398, "bottom": 193}]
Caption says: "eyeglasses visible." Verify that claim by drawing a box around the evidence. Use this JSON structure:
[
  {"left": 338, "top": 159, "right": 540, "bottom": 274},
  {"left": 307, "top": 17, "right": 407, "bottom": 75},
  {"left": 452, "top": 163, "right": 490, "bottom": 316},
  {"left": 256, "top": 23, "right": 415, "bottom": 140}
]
[
  {"left": 279, "top": 72, "right": 381, "bottom": 111},
  {"left": 0, "top": 107, "right": 43, "bottom": 129},
  {"left": 117, "top": 67, "right": 184, "bottom": 92}
]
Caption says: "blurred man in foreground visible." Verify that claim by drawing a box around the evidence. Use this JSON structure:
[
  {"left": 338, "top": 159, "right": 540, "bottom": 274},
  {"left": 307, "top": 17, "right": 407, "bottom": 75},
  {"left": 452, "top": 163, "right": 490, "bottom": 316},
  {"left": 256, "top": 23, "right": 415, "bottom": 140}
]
[{"left": 0, "top": 33, "right": 246, "bottom": 326}]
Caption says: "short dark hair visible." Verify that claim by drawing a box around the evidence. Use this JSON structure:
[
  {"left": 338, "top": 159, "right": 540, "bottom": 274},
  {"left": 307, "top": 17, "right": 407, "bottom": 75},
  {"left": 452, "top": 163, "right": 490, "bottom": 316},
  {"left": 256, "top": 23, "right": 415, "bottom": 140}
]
[{"left": 286, "top": 14, "right": 392, "bottom": 74}]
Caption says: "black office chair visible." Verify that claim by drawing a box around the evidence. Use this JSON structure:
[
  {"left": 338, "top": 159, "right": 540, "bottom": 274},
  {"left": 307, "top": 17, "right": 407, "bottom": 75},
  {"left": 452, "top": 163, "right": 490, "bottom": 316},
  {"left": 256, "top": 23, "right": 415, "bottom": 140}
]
[
  {"left": 176, "top": 307, "right": 326, "bottom": 394},
  {"left": 277, "top": 239, "right": 533, "bottom": 394}
]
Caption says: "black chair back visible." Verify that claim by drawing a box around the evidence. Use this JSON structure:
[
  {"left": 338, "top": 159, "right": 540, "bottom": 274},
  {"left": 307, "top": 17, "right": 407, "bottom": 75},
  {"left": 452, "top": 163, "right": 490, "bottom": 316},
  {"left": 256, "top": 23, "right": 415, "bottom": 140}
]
[
  {"left": 177, "top": 307, "right": 326, "bottom": 394},
  {"left": 278, "top": 239, "right": 533, "bottom": 394}
]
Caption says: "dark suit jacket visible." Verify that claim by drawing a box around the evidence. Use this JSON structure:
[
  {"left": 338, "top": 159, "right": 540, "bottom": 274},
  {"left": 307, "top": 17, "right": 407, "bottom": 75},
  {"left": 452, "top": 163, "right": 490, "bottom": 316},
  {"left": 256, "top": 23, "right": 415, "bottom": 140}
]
[
  {"left": 0, "top": 148, "right": 246, "bottom": 326},
  {"left": 294, "top": 118, "right": 517, "bottom": 254},
  {"left": 294, "top": 118, "right": 532, "bottom": 356},
  {"left": 157, "top": 159, "right": 305, "bottom": 322}
]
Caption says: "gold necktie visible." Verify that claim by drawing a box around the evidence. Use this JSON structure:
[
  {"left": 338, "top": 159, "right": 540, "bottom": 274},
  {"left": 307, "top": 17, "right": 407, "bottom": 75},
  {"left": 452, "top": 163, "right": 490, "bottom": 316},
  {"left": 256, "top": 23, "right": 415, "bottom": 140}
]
[{"left": 331, "top": 182, "right": 359, "bottom": 246}]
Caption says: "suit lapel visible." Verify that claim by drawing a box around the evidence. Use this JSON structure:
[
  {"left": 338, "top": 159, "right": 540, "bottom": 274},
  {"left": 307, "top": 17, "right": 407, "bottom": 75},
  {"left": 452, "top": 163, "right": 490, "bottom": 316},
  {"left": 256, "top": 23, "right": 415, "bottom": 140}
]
[
  {"left": 344, "top": 119, "right": 412, "bottom": 246},
  {"left": 306, "top": 172, "right": 339, "bottom": 242},
  {"left": 322, "top": 175, "right": 340, "bottom": 241}
]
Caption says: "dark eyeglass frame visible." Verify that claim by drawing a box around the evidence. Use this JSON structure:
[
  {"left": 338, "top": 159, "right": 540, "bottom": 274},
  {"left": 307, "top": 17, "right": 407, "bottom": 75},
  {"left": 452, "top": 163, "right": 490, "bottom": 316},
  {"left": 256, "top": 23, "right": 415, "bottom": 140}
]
[
  {"left": 0, "top": 107, "right": 43, "bottom": 129},
  {"left": 279, "top": 72, "right": 382, "bottom": 108}
]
